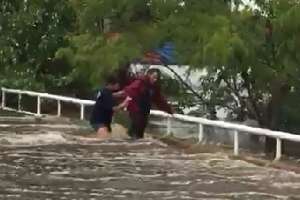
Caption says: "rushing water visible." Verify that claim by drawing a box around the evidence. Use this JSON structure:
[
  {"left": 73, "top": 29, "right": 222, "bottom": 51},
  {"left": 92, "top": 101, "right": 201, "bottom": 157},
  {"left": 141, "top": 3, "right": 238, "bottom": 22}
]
[{"left": 1, "top": 116, "right": 300, "bottom": 200}]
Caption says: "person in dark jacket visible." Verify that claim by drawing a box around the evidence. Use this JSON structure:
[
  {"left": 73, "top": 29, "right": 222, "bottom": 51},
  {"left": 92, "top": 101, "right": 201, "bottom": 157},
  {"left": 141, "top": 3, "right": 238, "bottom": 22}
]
[
  {"left": 114, "top": 68, "right": 173, "bottom": 139},
  {"left": 90, "top": 75, "right": 131, "bottom": 139}
]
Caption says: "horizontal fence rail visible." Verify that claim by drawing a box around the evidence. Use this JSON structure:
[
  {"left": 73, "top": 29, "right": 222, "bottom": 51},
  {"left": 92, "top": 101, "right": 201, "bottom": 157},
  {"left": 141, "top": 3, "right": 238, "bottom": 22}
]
[
  {"left": 2, "top": 87, "right": 300, "bottom": 161},
  {"left": 1, "top": 87, "right": 94, "bottom": 120}
]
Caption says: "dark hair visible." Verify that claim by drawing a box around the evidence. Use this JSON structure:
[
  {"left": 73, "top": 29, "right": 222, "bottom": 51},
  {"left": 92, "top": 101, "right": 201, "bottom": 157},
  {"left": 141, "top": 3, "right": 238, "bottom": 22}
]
[
  {"left": 146, "top": 68, "right": 161, "bottom": 79},
  {"left": 105, "top": 75, "right": 119, "bottom": 85}
]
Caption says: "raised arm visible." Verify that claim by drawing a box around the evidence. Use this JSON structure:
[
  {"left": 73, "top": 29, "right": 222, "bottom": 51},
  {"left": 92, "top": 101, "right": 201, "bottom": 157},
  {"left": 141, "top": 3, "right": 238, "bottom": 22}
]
[{"left": 152, "top": 86, "right": 173, "bottom": 114}]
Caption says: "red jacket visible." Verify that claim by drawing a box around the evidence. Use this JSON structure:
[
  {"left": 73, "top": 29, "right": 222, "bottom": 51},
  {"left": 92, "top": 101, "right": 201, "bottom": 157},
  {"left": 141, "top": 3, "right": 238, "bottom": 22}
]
[{"left": 123, "top": 76, "right": 172, "bottom": 114}]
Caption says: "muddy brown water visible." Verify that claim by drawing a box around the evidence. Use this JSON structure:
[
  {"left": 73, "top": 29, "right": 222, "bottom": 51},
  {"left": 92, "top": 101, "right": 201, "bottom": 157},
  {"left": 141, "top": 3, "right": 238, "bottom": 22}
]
[{"left": 0, "top": 115, "right": 300, "bottom": 200}]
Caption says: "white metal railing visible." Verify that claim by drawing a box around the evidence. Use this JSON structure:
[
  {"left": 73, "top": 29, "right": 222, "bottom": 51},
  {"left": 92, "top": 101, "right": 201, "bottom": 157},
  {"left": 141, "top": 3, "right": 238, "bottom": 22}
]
[
  {"left": 1, "top": 87, "right": 94, "bottom": 120},
  {"left": 2, "top": 87, "right": 300, "bottom": 161}
]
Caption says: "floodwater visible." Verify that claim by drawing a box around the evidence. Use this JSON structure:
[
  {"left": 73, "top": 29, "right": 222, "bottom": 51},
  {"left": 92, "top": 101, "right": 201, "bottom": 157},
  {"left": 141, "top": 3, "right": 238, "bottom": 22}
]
[{"left": 1, "top": 115, "right": 300, "bottom": 200}]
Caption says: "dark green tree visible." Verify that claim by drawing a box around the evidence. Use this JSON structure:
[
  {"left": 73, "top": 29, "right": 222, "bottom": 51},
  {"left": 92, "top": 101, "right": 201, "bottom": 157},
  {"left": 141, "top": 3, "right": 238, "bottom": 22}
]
[{"left": 0, "top": 0, "right": 75, "bottom": 90}]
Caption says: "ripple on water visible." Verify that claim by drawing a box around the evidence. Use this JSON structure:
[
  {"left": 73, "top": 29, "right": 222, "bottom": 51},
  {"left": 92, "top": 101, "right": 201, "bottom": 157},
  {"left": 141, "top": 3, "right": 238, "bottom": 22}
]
[{"left": 1, "top": 129, "right": 300, "bottom": 199}]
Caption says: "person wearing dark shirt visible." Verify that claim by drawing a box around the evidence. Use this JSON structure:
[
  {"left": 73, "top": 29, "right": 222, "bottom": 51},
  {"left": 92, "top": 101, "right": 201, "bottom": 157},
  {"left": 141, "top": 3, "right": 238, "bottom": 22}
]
[
  {"left": 114, "top": 68, "right": 173, "bottom": 139},
  {"left": 90, "top": 76, "right": 131, "bottom": 139}
]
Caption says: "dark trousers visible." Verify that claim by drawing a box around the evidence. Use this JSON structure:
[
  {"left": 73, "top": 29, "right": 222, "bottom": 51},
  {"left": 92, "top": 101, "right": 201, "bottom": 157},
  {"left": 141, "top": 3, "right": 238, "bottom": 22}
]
[{"left": 128, "top": 112, "right": 149, "bottom": 139}]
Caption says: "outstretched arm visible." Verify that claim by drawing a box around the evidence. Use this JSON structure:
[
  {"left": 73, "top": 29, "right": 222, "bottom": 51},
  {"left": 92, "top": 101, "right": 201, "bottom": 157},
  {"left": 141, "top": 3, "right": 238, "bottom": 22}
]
[
  {"left": 113, "top": 96, "right": 132, "bottom": 111},
  {"left": 113, "top": 90, "right": 126, "bottom": 98},
  {"left": 153, "top": 87, "right": 173, "bottom": 114},
  {"left": 113, "top": 79, "right": 142, "bottom": 99}
]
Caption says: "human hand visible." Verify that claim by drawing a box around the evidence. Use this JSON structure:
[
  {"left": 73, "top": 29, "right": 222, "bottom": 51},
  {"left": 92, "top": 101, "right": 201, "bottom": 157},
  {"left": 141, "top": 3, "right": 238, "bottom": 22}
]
[
  {"left": 122, "top": 96, "right": 132, "bottom": 109},
  {"left": 124, "top": 96, "right": 132, "bottom": 103}
]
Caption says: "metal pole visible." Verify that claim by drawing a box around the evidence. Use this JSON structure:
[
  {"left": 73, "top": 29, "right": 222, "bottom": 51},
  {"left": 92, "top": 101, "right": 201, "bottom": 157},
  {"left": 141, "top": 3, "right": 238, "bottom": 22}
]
[
  {"left": 198, "top": 123, "right": 203, "bottom": 143},
  {"left": 80, "top": 104, "right": 85, "bottom": 120},
  {"left": 166, "top": 117, "right": 171, "bottom": 136},
  {"left": 18, "top": 93, "right": 22, "bottom": 111},
  {"left": 57, "top": 100, "right": 61, "bottom": 117},
  {"left": 274, "top": 138, "right": 282, "bottom": 161},
  {"left": 37, "top": 96, "right": 41, "bottom": 115},
  {"left": 1, "top": 90, "right": 5, "bottom": 108},
  {"left": 234, "top": 130, "right": 239, "bottom": 156}
]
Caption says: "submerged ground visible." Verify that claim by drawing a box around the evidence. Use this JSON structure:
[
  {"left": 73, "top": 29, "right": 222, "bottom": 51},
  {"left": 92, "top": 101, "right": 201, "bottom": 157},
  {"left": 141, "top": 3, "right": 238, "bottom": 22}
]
[{"left": 0, "top": 113, "right": 300, "bottom": 200}]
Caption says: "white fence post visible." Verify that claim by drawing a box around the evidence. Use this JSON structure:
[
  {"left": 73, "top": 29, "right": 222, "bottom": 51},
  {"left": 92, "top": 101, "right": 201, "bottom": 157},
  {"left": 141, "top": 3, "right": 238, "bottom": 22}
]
[
  {"left": 275, "top": 138, "right": 282, "bottom": 161},
  {"left": 166, "top": 116, "right": 171, "bottom": 135},
  {"left": 4, "top": 88, "right": 300, "bottom": 164},
  {"left": 198, "top": 123, "right": 203, "bottom": 143},
  {"left": 18, "top": 93, "right": 22, "bottom": 111},
  {"left": 234, "top": 130, "right": 239, "bottom": 156},
  {"left": 80, "top": 104, "right": 85, "bottom": 120},
  {"left": 57, "top": 100, "right": 61, "bottom": 117},
  {"left": 37, "top": 96, "right": 41, "bottom": 115},
  {"left": 1, "top": 90, "right": 5, "bottom": 108}
]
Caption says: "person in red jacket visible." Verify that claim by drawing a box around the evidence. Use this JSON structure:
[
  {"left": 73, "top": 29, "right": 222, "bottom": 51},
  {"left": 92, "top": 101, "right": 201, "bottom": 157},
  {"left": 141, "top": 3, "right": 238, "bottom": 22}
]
[{"left": 114, "top": 68, "right": 173, "bottom": 139}]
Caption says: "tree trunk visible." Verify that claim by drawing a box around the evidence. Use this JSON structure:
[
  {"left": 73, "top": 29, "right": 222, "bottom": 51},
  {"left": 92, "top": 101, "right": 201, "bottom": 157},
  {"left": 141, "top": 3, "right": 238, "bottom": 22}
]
[{"left": 264, "top": 81, "right": 290, "bottom": 154}]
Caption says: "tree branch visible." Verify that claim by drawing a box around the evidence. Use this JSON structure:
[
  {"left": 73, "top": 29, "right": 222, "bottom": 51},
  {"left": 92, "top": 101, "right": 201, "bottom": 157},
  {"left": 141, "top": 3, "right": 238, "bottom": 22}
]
[{"left": 162, "top": 64, "right": 211, "bottom": 106}]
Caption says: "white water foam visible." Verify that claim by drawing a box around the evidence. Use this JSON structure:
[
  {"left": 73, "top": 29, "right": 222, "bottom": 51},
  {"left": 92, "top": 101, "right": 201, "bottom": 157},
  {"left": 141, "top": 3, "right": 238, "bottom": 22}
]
[
  {"left": 0, "top": 131, "right": 169, "bottom": 147},
  {"left": 0, "top": 131, "right": 76, "bottom": 146}
]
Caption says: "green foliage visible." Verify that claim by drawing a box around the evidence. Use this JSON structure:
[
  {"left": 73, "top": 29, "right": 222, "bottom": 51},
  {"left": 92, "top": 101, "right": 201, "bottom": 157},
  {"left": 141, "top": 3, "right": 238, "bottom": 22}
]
[
  {"left": 0, "top": 0, "right": 75, "bottom": 90},
  {"left": 56, "top": 33, "right": 142, "bottom": 87},
  {"left": 192, "top": 0, "right": 300, "bottom": 129},
  {"left": 2, "top": 0, "right": 300, "bottom": 132},
  {"left": 58, "top": 0, "right": 178, "bottom": 87},
  {"left": 0, "top": 67, "right": 43, "bottom": 90}
]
